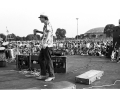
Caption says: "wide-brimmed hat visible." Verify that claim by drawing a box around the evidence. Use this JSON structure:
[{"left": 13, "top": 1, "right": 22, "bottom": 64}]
[{"left": 38, "top": 13, "right": 48, "bottom": 19}]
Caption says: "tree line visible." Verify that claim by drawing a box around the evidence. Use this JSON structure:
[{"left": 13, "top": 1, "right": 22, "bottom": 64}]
[
  {"left": 0, "top": 28, "right": 67, "bottom": 41},
  {"left": 0, "top": 24, "right": 115, "bottom": 41}
]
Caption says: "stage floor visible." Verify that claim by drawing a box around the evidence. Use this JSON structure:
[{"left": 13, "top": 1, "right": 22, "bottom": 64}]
[{"left": 0, "top": 55, "right": 120, "bottom": 89}]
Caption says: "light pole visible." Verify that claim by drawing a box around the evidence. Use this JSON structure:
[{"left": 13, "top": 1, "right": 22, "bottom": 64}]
[
  {"left": 6, "top": 26, "right": 8, "bottom": 41},
  {"left": 76, "top": 18, "right": 79, "bottom": 40}
]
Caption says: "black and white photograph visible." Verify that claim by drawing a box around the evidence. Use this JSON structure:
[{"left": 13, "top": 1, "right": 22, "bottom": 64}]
[{"left": 0, "top": 0, "right": 120, "bottom": 89}]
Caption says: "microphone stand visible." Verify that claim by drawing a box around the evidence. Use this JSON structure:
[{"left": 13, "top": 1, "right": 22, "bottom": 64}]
[
  {"left": 28, "top": 42, "right": 32, "bottom": 71},
  {"left": 28, "top": 34, "right": 37, "bottom": 72}
]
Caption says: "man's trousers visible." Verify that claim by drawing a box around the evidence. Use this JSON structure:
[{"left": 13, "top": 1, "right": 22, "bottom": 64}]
[{"left": 38, "top": 47, "right": 55, "bottom": 77}]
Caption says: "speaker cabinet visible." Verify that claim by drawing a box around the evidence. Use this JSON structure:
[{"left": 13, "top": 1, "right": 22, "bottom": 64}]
[
  {"left": 52, "top": 56, "right": 66, "bottom": 73},
  {"left": 17, "top": 55, "right": 66, "bottom": 73},
  {"left": 17, "top": 55, "right": 29, "bottom": 70},
  {"left": 30, "top": 55, "right": 40, "bottom": 70}
]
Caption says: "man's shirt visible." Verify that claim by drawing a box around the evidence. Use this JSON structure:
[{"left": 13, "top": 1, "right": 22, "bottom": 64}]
[{"left": 42, "top": 22, "right": 53, "bottom": 47}]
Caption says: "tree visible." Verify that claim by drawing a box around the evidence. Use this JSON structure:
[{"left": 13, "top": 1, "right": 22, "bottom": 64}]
[
  {"left": 84, "top": 34, "right": 90, "bottom": 38},
  {"left": 75, "top": 35, "right": 81, "bottom": 39},
  {"left": 75, "top": 35, "right": 79, "bottom": 39},
  {"left": 26, "top": 34, "right": 33, "bottom": 40},
  {"left": 104, "top": 24, "right": 115, "bottom": 37},
  {"left": 35, "top": 34, "right": 41, "bottom": 40},
  {"left": 16, "top": 36, "right": 22, "bottom": 41},
  {"left": 21, "top": 36, "right": 26, "bottom": 41},
  {"left": 53, "top": 36, "right": 56, "bottom": 41},
  {"left": 55, "top": 28, "right": 66, "bottom": 40},
  {"left": 0, "top": 33, "right": 6, "bottom": 41},
  {"left": 7, "top": 33, "right": 16, "bottom": 41},
  {"left": 26, "top": 34, "right": 40, "bottom": 41},
  {"left": 75, "top": 34, "right": 84, "bottom": 39}
]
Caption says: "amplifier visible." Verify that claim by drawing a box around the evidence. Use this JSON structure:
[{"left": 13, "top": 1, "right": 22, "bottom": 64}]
[
  {"left": 30, "top": 55, "right": 66, "bottom": 73},
  {"left": 30, "top": 55, "right": 40, "bottom": 70},
  {"left": 16, "top": 55, "right": 30, "bottom": 70},
  {"left": 0, "top": 61, "right": 6, "bottom": 67},
  {"left": 17, "top": 55, "right": 66, "bottom": 73},
  {"left": 75, "top": 70, "right": 104, "bottom": 85},
  {"left": 51, "top": 50, "right": 65, "bottom": 56},
  {"left": 16, "top": 55, "right": 39, "bottom": 70},
  {"left": 52, "top": 56, "right": 66, "bottom": 73}
]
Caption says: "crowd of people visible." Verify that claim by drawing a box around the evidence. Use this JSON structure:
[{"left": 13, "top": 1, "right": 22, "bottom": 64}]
[
  {"left": 53, "top": 39, "right": 113, "bottom": 57},
  {"left": 1, "top": 38, "right": 113, "bottom": 58},
  {"left": 2, "top": 37, "right": 120, "bottom": 64}
]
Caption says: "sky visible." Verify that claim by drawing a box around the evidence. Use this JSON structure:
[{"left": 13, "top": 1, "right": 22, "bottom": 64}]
[{"left": 0, "top": 0, "right": 120, "bottom": 38}]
